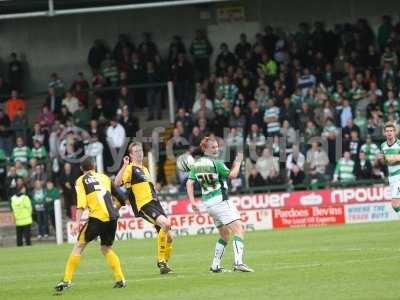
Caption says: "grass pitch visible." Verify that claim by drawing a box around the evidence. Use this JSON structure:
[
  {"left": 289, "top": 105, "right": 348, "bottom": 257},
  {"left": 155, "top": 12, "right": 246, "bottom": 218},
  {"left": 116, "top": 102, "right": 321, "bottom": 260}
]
[{"left": 0, "top": 222, "right": 399, "bottom": 300}]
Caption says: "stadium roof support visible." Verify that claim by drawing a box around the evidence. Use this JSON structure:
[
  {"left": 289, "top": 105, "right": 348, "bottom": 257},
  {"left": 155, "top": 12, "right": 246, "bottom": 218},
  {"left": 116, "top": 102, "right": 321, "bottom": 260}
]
[{"left": 0, "top": 0, "right": 231, "bottom": 20}]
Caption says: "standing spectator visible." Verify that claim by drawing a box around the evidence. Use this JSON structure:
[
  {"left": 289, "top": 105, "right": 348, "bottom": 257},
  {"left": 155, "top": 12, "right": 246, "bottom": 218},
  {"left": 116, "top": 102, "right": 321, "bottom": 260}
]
[
  {"left": 215, "top": 43, "right": 236, "bottom": 71},
  {"left": 46, "top": 87, "right": 62, "bottom": 114},
  {"left": 145, "top": 61, "right": 162, "bottom": 120},
  {"left": 31, "top": 180, "right": 48, "bottom": 239},
  {"left": 59, "top": 163, "right": 78, "bottom": 218},
  {"left": 0, "top": 147, "right": 6, "bottom": 201},
  {"left": 297, "top": 68, "right": 316, "bottom": 97},
  {"left": 168, "top": 35, "right": 186, "bottom": 64},
  {"left": 11, "top": 184, "right": 32, "bottom": 246},
  {"left": 0, "top": 108, "right": 12, "bottom": 155},
  {"left": 48, "top": 73, "right": 65, "bottom": 98},
  {"left": 87, "top": 39, "right": 108, "bottom": 71},
  {"left": 8, "top": 52, "right": 23, "bottom": 92},
  {"left": 333, "top": 151, "right": 355, "bottom": 183},
  {"left": 235, "top": 33, "right": 252, "bottom": 60},
  {"left": 106, "top": 118, "right": 126, "bottom": 153},
  {"left": 45, "top": 180, "right": 60, "bottom": 231},
  {"left": 6, "top": 90, "right": 26, "bottom": 121},
  {"left": 190, "top": 29, "right": 213, "bottom": 80},
  {"left": 170, "top": 53, "right": 194, "bottom": 110},
  {"left": 378, "top": 15, "right": 393, "bottom": 50},
  {"left": 119, "top": 105, "right": 139, "bottom": 135},
  {"left": 118, "top": 86, "right": 135, "bottom": 113},
  {"left": 37, "top": 105, "right": 55, "bottom": 129},
  {"left": 354, "top": 151, "right": 372, "bottom": 180},
  {"left": 70, "top": 72, "right": 90, "bottom": 106}
]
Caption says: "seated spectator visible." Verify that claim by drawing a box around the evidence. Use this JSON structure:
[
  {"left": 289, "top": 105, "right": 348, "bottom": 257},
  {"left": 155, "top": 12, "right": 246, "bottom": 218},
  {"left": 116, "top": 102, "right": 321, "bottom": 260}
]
[
  {"left": 246, "top": 123, "right": 266, "bottom": 149},
  {"left": 306, "top": 142, "right": 329, "bottom": 183},
  {"left": 343, "top": 130, "right": 362, "bottom": 161},
  {"left": 229, "top": 106, "right": 246, "bottom": 129},
  {"left": 248, "top": 167, "right": 266, "bottom": 188},
  {"left": 29, "top": 139, "right": 48, "bottom": 165},
  {"left": 338, "top": 98, "right": 353, "bottom": 128},
  {"left": 61, "top": 91, "right": 79, "bottom": 115},
  {"left": 360, "top": 135, "right": 380, "bottom": 163},
  {"left": 255, "top": 148, "right": 280, "bottom": 184},
  {"left": 286, "top": 145, "right": 305, "bottom": 178},
  {"left": 48, "top": 72, "right": 65, "bottom": 98},
  {"left": 226, "top": 127, "right": 244, "bottom": 151},
  {"left": 296, "top": 102, "right": 314, "bottom": 130},
  {"left": 175, "top": 108, "right": 192, "bottom": 138},
  {"left": 73, "top": 101, "right": 91, "bottom": 130},
  {"left": 333, "top": 151, "right": 355, "bottom": 183},
  {"left": 264, "top": 99, "right": 280, "bottom": 137},
  {"left": 70, "top": 72, "right": 89, "bottom": 105},
  {"left": 246, "top": 100, "right": 263, "bottom": 130},
  {"left": 192, "top": 93, "right": 213, "bottom": 114},
  {"left": 188, "top": 126, "right": 203, "bottom": 147},
  {"left": 193, "top": 100, "right": 215, "bottom": 123},
  {"left": 217, "top": 76, "right": 238, "bottom": 103},
  {"left": 37, "top": 105, "right": 55, "bottom": 129},
  {"left": 6, "top": 90, "right": 26, "bottom": 121},
  {"left": 383, "top": 90, "right": 399, "bottom": 113},
  {"left": 210, "top": 107, "right": 229, "bottom": 138},
  {"left": 198, "top": 117, "right": 210, "bottom": 136},
  {"left": 297, "top": 67, "right": 316, "bottom": 97},
  {"left": 118, "top": 86, "right": 135, "bottom": 113},
  {"left": 57, "top": 106, "right": 72, "bottom": 125},
  {"left": 280, "top": 120, "right": 296, "bottom": 147},
  {"left": 15, "top": 160, "right": 28, "bottom": 179},
  {"left": 354, "top": 151, "right": 372, "bottom": 180},
  {"left": 12, "top": 137, "right": 29, "bottom": 164}
]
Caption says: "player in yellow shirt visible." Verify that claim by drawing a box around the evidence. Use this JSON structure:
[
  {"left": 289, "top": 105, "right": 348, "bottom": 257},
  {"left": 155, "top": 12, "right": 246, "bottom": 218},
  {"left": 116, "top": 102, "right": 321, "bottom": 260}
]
[
  {"left": 114, "top": 142, "right": 174, "bottom": 274},
  {"left": 55, "top": 157, "right": 127, "bottom": 292}
]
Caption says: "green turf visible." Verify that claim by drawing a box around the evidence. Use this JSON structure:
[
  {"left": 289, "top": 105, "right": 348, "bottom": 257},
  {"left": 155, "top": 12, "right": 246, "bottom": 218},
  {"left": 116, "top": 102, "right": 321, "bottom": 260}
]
[{"left": 0, "top": 222, "right": 399, "bottom": 300}]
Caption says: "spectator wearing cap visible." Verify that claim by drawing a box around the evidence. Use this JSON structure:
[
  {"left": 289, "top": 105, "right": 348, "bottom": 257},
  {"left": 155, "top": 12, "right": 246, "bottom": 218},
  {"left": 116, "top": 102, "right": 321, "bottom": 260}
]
[{"left": 6, "top": 90, "right": 26, "bottom": 121}]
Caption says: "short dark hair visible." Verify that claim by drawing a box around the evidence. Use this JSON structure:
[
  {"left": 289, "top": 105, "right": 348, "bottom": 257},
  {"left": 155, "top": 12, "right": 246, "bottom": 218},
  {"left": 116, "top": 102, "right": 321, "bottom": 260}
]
[{"left": 81, "top": 157, "right": 96, "bottom": 172}]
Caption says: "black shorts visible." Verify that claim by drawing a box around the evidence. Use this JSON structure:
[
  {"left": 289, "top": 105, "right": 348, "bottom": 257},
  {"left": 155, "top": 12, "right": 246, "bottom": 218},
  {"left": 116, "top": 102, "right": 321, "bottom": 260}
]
[
  {"left": 78, "top": 217, "right": 117, "bottom": 246},
  {"left": 139, "top": 200, "right": 166, "bottom": 232}
]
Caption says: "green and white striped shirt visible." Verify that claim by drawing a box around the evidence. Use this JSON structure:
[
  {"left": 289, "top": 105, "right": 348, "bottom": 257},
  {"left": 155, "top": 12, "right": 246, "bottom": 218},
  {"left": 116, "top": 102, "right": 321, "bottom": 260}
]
[
  {"left": 360, "top": 143, "right": 380, "bottom": 162},
  {"left": 188, "top": 156, "right": 230, "bottom": 207},
  {"left": 12, "top": 146, "right": 29, "bottom": 163},
  {"left": 334, "top": 159, "right": 355, "bottom": 182},
  {"left": 381, "top": 139, "right": 400, "bottom": 177}
]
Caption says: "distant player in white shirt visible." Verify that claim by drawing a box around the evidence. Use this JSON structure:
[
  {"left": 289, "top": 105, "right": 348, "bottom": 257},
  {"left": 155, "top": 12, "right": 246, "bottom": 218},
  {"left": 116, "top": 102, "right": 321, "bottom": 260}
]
[
  {"left": 379, "top": 122, "right": 400, "bottom": 212},
  {"left": 186, "top": 137, "right": 254, "bottom": 273}
]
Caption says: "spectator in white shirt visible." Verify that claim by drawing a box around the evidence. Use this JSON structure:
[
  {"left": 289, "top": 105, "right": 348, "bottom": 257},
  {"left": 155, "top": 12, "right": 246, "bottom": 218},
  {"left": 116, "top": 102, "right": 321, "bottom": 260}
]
[
  {"left": 61, "top": 91, "right": 80, "bottom": 114},
  {"left": 256, "top": 148, "right": 280, "bottom": 183},
  {"left": 286, "top": 145, "right": 305, "bottom": 177},
  {"left": 192, "top": 92, "right": 213, "bottom": 114},
  {"left": 106, "top": 118, "right": 126, "bottom": 151}
]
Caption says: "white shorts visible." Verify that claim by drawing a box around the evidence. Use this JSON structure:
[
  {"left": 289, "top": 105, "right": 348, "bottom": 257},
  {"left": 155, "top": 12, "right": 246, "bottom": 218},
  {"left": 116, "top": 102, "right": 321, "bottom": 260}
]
[
  {"left": 207, "top": 200, "right": 240, "bottom": 228},
  {"left": 388, "top": 174, "right": 400, "bottom": 199}
]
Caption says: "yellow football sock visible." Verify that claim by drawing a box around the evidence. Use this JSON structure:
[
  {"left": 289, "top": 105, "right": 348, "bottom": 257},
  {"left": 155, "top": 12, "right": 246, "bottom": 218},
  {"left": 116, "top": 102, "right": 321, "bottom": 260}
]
[
  {"left": 165, "top": 236, "right": 173, "bottom": 262},
  {"left": 157, "top": 229, "right": 168, "bottom": 263},
  {"left": 105, "top": 250, "right": 125, "bottom": 282},
  {"left": 63, "top": 254, "right": 81, "bottom": 283}
]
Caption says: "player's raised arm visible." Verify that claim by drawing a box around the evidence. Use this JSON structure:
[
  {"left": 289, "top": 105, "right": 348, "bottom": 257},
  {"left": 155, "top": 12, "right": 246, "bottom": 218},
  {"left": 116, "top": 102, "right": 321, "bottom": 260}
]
[
  {"left": 228, "top": 152, "right": 243, "bottom": 179},
  {"left": 114, "top": 156, "right": 130, "bottom": 186}
]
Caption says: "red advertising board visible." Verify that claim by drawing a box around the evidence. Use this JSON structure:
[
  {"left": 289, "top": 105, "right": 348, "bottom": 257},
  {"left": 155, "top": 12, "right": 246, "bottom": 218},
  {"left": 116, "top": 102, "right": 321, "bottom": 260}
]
[
  {"left": 166, "top": 185, "right": 391, "bottom": 215},
  {"left": 272, "top": 205, "right": 345, "bottom": 228}
]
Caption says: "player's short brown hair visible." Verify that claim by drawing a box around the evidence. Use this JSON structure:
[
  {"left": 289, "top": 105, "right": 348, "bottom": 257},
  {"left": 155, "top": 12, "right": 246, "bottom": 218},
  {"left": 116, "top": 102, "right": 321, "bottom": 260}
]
[
  {"left": 384, "top": 122, "right": 396, "bottom": 130},
  {"left": 200, "top": 137, "right": 217, "bottom": 152},
  {"left": 81, "top": 156, "right": 96, "bottom": 171}
]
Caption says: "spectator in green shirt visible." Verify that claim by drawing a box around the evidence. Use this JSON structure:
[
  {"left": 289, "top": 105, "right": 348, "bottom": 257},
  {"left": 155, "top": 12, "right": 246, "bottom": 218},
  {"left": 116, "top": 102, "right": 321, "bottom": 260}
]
[
  {"left": 45, "top": 180, "right": 60, "bottom": 230},
  {"left": 30, "top": 139, "right": 48, "bottom": 166},
  {"left": 12, "top": 136, "right": 29, "bottom": 164}
]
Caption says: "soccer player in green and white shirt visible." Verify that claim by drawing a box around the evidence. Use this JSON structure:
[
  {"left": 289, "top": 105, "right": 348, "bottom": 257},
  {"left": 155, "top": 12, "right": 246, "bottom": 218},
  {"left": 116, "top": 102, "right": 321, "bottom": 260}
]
[
  {"left": 186, "top": 137, "right": 254, "bottom": 273},
  {"left": 379, "top": 123, "right": 400, "bottom": 212}
]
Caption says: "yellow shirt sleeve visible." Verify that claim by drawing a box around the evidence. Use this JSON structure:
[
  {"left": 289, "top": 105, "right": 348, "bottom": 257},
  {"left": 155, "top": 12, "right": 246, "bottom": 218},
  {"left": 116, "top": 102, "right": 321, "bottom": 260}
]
[
  {"left": 122, "top": 164, "right": 132, "bottom": 186},
  {"left": 76, "top": 178, "right": 87, "bottom": 209}
]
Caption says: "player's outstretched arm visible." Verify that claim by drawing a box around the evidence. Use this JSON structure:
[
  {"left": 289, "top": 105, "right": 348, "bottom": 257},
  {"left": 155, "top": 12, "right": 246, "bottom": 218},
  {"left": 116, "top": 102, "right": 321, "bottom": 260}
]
[
  {"left": 114, "top": 156, "right": 130, "bottom": 186},
  {"left": 229, "top": 152, "right": 243, "bottom": 179}
]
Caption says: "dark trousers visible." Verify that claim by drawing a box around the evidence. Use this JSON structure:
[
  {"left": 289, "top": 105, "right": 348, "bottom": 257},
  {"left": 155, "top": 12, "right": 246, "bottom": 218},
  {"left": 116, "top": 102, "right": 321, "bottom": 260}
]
[
  {"left": 147, "top": 89, "right": 162, "bottom": 119},
  {"left": 36, "top": 210, "right": 49, "bottom": 236},
  {"left": 194, "top": 58, "right": 210, "bottom": 81},
  {"left": 175, "top": 81, "right": 192, "bottom": 110},
  {"left": 16, "top": 224, "right": 31, "bottom": 246}
]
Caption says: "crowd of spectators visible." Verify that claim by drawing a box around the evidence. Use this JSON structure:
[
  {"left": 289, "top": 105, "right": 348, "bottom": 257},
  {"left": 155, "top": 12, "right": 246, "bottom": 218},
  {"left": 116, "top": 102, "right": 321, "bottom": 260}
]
[{"left": 1, "top": 16, "right": 400, "bottom": 231}]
